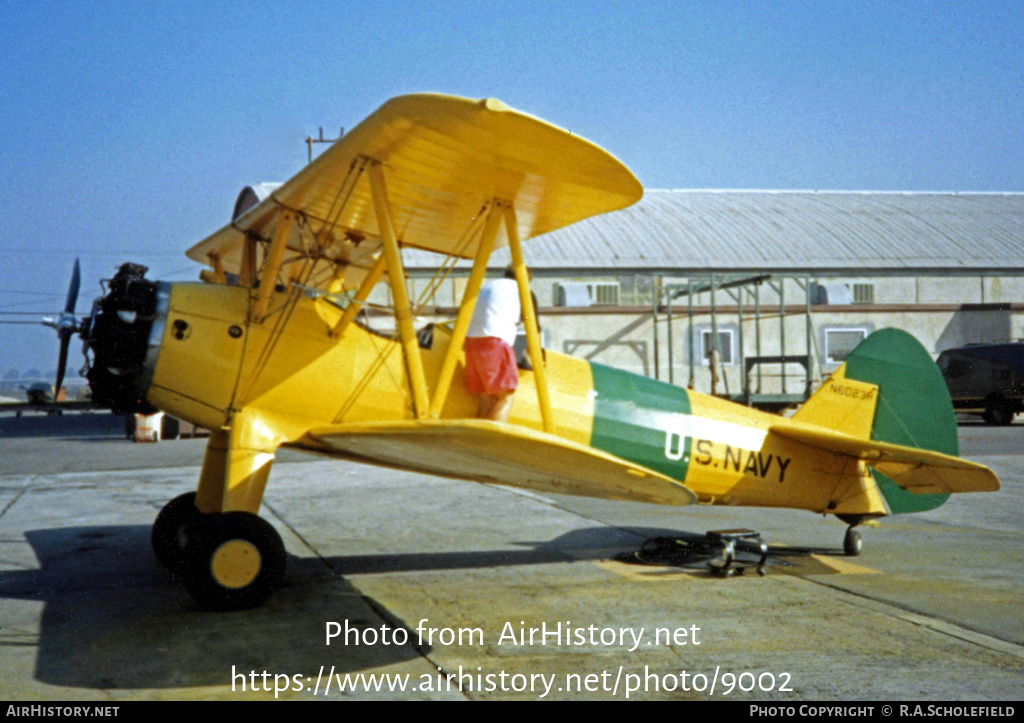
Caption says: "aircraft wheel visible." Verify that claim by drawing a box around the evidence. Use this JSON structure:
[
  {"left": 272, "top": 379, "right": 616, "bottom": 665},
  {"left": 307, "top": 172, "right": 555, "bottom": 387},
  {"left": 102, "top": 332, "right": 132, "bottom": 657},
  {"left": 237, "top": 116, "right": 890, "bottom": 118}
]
[
  {"left": 844, "top": 527, "right": 863, "bottom": 557},
  {"left": 151, "top": 492, "right": 199, "bottom": 574},
  {"left": 181, "top": 512, "right": 286, "bottom": 612}
]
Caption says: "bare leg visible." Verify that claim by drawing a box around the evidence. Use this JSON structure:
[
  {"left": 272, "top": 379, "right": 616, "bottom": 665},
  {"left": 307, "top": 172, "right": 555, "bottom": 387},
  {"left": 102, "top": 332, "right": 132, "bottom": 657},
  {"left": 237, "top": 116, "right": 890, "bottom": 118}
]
[{"left": 477, "top": 392, "right": 514, "bottom": 422}]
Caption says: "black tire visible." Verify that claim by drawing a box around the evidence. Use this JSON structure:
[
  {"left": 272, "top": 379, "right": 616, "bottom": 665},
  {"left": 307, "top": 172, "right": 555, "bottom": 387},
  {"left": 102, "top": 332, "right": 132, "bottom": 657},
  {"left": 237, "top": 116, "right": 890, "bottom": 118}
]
[
  {"left": 844, "top": 527, "right": 863, "bottom": 557},
  {"left": 983, "top": 399, "right": 1014, "bottom": 426},
  {"left": 151, "top": 492, "right": 199, "bottom": 575},
  {"left": 181, "top": 512, "right": 286, "bottom": 612}
]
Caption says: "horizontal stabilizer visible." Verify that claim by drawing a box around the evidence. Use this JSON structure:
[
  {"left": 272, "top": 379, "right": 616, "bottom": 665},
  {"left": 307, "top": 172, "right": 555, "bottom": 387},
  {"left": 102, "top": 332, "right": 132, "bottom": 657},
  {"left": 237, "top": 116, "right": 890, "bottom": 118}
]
[
  {"left": 304, "top": 419, "right": 696, "bottom": 506},
  {"left": 771, "top": 425, "right": 1000, "bottom": 495}
]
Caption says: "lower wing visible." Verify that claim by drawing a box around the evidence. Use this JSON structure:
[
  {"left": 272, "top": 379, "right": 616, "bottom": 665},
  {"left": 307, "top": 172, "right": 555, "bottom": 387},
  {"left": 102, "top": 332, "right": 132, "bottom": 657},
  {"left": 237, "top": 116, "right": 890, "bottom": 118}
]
[{"left": 303, "top": 419, "right": 696, "bottom": 506}]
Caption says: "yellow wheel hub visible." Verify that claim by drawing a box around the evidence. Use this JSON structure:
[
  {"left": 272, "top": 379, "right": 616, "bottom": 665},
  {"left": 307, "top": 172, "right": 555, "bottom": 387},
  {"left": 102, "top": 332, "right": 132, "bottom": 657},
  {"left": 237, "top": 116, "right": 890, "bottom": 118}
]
[{"left": 210, "top": 539, "right": 262, "bottom": 589}]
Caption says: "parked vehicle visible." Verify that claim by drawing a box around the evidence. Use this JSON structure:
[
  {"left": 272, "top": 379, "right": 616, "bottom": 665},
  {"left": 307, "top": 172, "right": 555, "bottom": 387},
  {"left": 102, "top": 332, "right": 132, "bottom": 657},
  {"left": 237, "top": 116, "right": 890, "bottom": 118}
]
[{"left": 936, "top": 342, "right": 1024, "bottom": 425}]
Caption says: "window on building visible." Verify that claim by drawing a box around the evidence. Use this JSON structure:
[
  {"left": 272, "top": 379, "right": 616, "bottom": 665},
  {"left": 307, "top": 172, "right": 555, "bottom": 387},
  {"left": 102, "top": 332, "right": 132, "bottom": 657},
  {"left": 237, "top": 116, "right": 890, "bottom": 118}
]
[
  {"left": 700, "top": 329, "right": 734, "bottom": 365},
  {"left": 825, "top": 328, "right": 869, "bottom": 364}
]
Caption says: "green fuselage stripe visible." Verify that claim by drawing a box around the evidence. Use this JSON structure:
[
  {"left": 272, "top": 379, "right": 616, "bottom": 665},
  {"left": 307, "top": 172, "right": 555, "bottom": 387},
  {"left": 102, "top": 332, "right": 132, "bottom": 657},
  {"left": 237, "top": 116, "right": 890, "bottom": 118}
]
[{"left": 588, "top": 362, "right": 691, "bottom": 481}]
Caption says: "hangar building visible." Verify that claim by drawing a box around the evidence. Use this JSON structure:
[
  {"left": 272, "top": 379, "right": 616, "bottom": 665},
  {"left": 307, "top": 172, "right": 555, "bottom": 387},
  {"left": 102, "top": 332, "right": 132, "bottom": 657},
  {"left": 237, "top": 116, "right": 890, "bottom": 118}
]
[{"left": 401, "top": 189, "right": 1024, "bottom": 406}]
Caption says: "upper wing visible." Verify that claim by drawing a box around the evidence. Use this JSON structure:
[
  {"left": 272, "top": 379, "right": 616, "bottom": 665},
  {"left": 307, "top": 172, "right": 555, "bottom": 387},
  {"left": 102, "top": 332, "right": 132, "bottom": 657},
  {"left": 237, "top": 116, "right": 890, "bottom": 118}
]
[
  {"left": 302, "top": 418, "right": 696, "bottom": 506},
  {"left": 186, "top": 94, "right": 643, "bottom": 292},
  {"left": 771, "top": 425, "right": 1000, "bottom": 495}
]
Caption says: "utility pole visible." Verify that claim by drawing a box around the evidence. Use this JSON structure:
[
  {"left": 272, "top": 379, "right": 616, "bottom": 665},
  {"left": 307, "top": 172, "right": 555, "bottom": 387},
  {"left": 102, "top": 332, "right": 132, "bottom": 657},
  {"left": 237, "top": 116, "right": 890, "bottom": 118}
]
[{"left": 305, "top": 127, "right": 344, "bottom": 164}]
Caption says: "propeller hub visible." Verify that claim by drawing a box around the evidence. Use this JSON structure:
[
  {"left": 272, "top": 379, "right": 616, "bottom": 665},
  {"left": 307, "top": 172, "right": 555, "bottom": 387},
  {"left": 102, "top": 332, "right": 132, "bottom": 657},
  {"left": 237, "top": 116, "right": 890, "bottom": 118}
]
[{"left": 56, "top": 312, "right": 79, "bottom": 335}]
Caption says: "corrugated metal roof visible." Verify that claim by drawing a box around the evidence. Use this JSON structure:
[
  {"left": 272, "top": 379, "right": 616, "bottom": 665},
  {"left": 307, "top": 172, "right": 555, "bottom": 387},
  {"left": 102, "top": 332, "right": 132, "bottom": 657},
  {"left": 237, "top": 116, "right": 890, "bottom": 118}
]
[{"left": 405, "top": 190, "right": 1024, "bottom": 275}]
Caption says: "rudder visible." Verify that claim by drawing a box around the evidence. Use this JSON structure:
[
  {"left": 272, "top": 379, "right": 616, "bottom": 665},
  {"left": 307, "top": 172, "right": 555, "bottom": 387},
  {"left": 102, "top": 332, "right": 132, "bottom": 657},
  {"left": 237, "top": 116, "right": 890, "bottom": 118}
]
[{"left": 832, "top": 329, "right": 956, "bottom": 513}]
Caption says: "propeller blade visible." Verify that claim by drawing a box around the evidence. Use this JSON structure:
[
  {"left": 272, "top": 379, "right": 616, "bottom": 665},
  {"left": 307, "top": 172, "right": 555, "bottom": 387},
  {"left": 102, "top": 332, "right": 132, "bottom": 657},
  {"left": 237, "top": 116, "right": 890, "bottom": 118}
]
[
  {"left": 65, "top": 258, "right": 81, "bottom": 314},
  {"left": 55, "top": 330, "right": 71, "bottom": 400},
  {"left": 54, "top": 258, "right": 81, "bottom": 398}
]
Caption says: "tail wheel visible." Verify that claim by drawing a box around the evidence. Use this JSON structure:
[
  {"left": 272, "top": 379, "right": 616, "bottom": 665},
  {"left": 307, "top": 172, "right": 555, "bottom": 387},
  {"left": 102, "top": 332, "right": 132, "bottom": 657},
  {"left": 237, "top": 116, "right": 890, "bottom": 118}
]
[
  {"left": 844, "top": 527, "right": 863, "bottom": 557},
  {"left": 182, "top": 512, "right": 286, "bottom": 611},
  {"left": 151, "top": 492, "right": 199, "bottom": 575}
]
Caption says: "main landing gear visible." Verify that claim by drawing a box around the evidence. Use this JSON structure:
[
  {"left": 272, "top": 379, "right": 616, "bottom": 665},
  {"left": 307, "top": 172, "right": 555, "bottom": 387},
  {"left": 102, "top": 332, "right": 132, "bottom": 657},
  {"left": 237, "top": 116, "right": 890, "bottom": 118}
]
[{"left": 151, "top": 494, "right": 287, "bottom": 611}]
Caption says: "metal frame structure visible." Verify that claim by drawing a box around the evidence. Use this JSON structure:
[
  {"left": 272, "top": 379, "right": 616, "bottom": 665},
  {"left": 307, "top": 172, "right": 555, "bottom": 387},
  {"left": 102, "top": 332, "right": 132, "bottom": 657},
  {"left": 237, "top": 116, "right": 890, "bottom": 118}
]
[{"left": 653, "top": 273, "right": 817, "bottom": 408}]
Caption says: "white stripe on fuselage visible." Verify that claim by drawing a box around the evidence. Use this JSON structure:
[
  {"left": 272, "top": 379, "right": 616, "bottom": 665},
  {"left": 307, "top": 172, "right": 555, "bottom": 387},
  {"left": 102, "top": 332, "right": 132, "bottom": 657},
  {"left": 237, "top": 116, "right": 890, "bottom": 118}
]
[{"left": 625, "top": 409, "right": 768, "bottom": 459}]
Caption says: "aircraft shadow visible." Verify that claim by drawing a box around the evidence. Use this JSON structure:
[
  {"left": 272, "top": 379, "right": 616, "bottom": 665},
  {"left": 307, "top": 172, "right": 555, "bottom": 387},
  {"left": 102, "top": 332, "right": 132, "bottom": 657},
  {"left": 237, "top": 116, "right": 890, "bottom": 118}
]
[
  {"left": 0, "top": 525, "right": 426, "bottom": 690},
  {"left": 0, "top": 523, "right": 851, "bottom": 690},
  {"left": 570, "top": 527, "right": 850, "bottom": 571},
  {"left": 316, "top": 524, "right": 850, "bottom": 578},
  {"left": 315, "top": 523, "right": 622, "bottom": 576}
]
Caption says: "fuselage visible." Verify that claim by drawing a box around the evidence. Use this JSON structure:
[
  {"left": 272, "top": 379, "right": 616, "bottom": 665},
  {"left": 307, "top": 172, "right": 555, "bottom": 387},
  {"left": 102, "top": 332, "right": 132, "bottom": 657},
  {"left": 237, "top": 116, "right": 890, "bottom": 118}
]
[{"left": 83, "top": 277, "right": 889, "bottom": 518}]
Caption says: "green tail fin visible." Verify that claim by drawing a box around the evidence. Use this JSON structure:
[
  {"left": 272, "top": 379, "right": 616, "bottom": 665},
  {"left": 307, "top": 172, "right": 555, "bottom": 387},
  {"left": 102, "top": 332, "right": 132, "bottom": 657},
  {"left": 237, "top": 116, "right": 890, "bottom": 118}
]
[{"left": 842, "top": 329, "right": 955, "bottom": 513}]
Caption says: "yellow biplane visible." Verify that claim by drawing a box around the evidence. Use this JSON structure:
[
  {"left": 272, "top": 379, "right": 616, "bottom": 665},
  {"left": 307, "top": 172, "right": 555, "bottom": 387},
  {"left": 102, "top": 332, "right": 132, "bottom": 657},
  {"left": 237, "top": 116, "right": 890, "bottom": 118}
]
[{"left": 66, "top": 94, "right": 998, "bottom": 610}]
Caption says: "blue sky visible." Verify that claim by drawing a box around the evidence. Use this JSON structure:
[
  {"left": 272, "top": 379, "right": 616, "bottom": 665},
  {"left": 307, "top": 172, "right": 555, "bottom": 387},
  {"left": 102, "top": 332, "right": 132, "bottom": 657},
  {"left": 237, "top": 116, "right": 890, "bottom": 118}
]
[{"left": 1, "top": 0, "right": 1022, "bottom": 376}]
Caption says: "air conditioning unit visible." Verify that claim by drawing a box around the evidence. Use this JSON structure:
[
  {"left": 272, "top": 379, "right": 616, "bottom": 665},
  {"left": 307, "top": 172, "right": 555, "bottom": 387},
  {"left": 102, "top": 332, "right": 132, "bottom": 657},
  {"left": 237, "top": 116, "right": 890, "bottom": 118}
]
[
  {"left": 555, "top": 281, "right": 621, "bottom": 306},
  {"left": 811, "top": 283, "right": 853, "bottom": 305},
  {"left": 586, "top": 281, "right": 620, "bottom": 306},
  {"left": 554, "top": 282, "right": 592, "bottom": 307},
  {"left": 851, "top": 282, "right": 875, "bottom": 304}
]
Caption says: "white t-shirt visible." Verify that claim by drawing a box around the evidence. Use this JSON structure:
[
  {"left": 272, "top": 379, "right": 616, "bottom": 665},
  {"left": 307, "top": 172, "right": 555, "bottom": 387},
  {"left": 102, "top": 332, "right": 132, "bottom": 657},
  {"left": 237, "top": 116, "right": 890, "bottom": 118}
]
[{"left": 467, "top": 278, "right": 520, "bottom": 346}]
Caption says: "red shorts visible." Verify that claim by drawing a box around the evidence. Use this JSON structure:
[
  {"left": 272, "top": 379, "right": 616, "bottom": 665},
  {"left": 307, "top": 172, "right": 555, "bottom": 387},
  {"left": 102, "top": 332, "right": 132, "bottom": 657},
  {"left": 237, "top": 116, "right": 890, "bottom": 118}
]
[{"left": 464, "top": 336, "right": 519, "bottom": 395}]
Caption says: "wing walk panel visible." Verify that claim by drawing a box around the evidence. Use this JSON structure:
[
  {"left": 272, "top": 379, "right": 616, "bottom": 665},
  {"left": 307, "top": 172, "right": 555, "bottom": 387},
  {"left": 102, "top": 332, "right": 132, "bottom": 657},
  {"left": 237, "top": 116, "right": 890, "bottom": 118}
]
[{"left": 304, "top": 419, "right": 696, "bottom": 506}]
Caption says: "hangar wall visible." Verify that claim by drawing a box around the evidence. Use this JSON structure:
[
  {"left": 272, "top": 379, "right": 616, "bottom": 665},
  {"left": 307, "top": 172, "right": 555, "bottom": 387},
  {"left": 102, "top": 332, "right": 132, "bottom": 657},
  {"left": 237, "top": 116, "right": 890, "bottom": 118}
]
[
  {"left": 396, "top": 271, "right": 1024, "bottom": 402},
  {"left": 388, "top": 189, "right": 1024, "bottom": 403}
]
